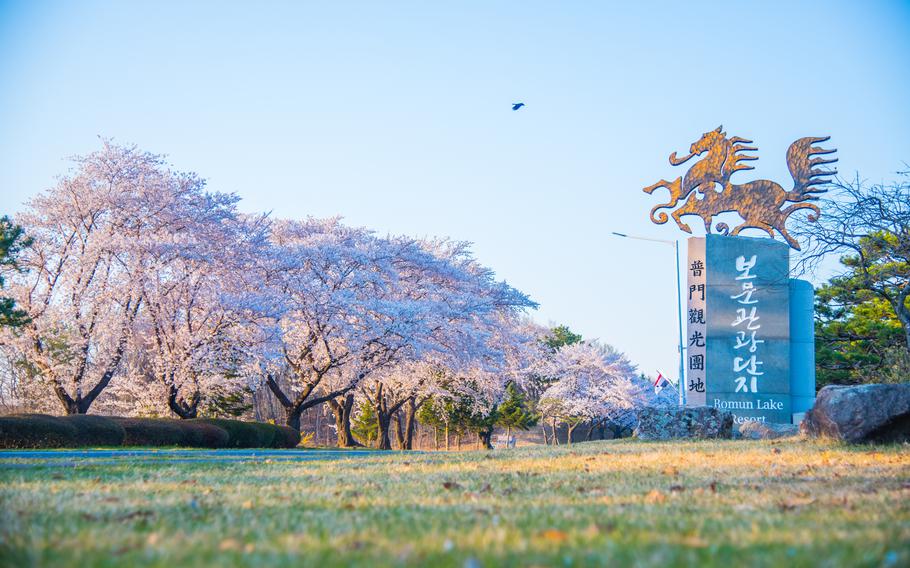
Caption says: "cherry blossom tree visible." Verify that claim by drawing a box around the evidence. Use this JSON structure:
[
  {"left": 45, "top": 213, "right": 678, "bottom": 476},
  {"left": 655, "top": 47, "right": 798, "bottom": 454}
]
[
  {"left": 362, "top": 361, "right": 443, "bottom": 450},
  {"left": 253, "top": 223, "right": 537, "bottom": 440},
  {"left": 362, "top": 249, "right": 540, "bottom": 450},
  {"left": 436, "top": 316, "right": 549, "bottom": 450},
  {"left": 252, "top": 219, "right": 445, "bottom": 432},
  {"left": 0, "top": 143, "right": 170, "bottom": 414},
  {"left": 538, "top": 342, "right": 641, "bottom": 444},
  {"left": 0, "top": 141, "right": 545, "bottom": 430},
  {"left": 133, "top": 199, "right": 270, "bottom": 418},
  {"left": 0, "top": 141, "right": 273, "bottom": 417}
]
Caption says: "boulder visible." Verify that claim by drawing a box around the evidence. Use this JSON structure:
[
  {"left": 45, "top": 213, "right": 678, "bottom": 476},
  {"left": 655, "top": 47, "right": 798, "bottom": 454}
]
[
  {"left": 800, "top": 384, "right": 910, "bottom": 443},
  {"left": 634, "top": 407, "right": 734, "bottom": 440},
  {"left": 736, "top": 421, "right": 798, "bottom": 440}
]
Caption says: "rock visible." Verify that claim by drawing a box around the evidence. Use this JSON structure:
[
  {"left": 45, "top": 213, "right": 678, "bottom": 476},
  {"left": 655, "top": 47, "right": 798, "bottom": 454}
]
[
  {"left": 800, "top": 384, "right": 910, "bottom": 443},
  {"left": 634, "top": 407, "right": 734, "bottom": 440},
  {"left": 736, "top": 421, "right": 798, "bottom": 440}
]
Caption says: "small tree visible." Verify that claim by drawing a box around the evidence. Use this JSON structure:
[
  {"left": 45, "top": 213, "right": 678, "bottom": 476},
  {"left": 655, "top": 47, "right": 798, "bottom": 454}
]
[
  {"left": 466, "top": 407, "right": 498, "bottom": 450},
  {"left": 416, "top": 396, "right": 446, "bottom": 449},
  {"left": 495, "top": 382, "right": 537, "bottom": 443},
  {"left": 200, "top": 386, "right": 254, "bottom": 418},
  {"left": 442, "top": 396, "right": 476, "bottom": 451},
  {"left": 351, "top": 400, "right": 379, "bottom": 447}
]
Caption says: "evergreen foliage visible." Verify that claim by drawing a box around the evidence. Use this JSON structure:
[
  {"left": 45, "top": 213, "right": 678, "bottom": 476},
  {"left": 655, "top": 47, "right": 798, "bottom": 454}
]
[
  {"left": 352, "top": 401, "right": 379, "bottom": 447},
  {"left": 201, "top": 386, "right": 254, "bottom": 418},
  {"left": 796, "top": 173, "right": 910, "bottom": 387},
  {"left": 495, "top": 382, "right": 538, "bottom": 437},
  {"left": 544, "top": 325, "right": 583, "bottom": 351},
  {"left": 0, "top": 216, "right": 31, "bottom": 328}
]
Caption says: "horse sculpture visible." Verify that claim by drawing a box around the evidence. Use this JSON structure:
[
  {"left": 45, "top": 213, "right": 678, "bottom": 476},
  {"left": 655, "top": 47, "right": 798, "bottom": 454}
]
[{"left": 643, "top": 126, "right": 837, "bottom": 250}]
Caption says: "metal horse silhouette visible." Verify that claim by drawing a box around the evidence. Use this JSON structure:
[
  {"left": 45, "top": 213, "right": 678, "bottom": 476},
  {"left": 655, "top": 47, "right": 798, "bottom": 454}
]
[{"left": 643, "top": 126, "right": 837, "bottom": 250}]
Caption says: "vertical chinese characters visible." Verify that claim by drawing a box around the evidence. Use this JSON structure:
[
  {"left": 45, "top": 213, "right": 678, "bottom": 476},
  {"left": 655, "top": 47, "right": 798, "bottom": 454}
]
[
  {"left": 730, "top": 255, "right": 764, "bottom": 393},
  {"left": 686, "top": 241, "right": 707, "bottom": 405}
]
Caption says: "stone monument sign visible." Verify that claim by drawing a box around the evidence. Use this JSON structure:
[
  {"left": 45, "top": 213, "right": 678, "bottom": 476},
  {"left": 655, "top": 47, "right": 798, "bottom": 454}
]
[{"left": 643, "top": 126, "right": 837, "bottom": 424}]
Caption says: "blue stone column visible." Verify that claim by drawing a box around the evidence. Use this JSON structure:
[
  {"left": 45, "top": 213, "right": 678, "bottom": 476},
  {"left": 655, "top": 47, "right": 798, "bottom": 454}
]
[{"left": 788, "top": 278, "right": 816, "bottom": 419}]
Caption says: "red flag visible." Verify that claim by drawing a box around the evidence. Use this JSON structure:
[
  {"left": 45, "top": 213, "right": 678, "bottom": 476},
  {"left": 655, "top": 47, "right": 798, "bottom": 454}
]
[{"left": 654, "top": 371, "right": 673, "bottom": 393}]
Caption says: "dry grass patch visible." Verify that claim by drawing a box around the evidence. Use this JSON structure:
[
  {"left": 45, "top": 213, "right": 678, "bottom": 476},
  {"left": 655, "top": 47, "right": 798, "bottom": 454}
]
[{"left": 1, "top": 439, "right": 908, "bottom": 567}]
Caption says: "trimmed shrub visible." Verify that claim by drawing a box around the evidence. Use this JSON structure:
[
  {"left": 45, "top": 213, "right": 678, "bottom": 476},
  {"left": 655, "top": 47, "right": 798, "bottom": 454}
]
[
  {"left": 0, "top": 415, "right": 298, "bottom": 449},
  {"left": 194, "top": 419, "right": 299, "bottom": 448},
  {"left": 249, "top": 421, "right": 278, "bottom": 447},
  {"left": 0, "top": 414, "right": 78, "bottom": 449},
  {"left": 273, "top": 425, "right": 302, "bottom": 448},
  {"left": 60, "top": 415, "right": 126, "bottom": 447},
  {"left": 113, "top": 417, "right": 190, "bottom": 447},
  {"left": 112, "top": 418, "right": 232, "bottom": 448},
  {"left": 176, "top": 421, "right": 230, "bottom": 448},
  {"left": 194, "top": 418, "right": 267, "bottom": 448}
]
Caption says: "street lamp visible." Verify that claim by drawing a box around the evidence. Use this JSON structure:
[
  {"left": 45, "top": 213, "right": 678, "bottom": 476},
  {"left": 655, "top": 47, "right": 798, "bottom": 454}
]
[{"left": 611, "top": 231, "right": 686, "bottom": 406}]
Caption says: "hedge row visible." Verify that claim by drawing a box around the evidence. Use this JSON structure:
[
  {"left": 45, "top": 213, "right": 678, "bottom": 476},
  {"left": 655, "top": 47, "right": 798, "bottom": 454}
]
[{"left": 0, "top": 414, "right": 300, "bottom": 449}]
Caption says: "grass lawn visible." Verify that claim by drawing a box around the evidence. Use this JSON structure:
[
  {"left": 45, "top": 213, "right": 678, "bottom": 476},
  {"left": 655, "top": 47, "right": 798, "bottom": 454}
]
[{"left": 1, "top": 439, "right": 909, "bottom": 567}]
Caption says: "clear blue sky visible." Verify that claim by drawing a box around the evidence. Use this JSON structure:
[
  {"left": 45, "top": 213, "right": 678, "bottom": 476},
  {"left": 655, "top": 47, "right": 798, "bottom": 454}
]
[{"left": 2, "top": 1, "right": 909, "bottom": 379}]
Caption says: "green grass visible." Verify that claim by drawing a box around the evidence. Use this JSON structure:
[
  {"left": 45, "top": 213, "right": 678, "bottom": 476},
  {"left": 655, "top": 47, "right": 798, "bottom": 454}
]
[{"left": 1, "top": 439, "right": 909, "bottom": 567}]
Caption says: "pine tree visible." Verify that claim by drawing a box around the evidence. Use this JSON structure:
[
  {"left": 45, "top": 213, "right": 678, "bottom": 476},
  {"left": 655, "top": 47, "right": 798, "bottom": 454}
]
[
  {"left": 351, "top": 401, "right": 380, "bottom": 447},
  {"left": 544, "top": 325, "right": 583, "bottom": 351},
  {"left": 0, "top": 216, "right": 31, "bottom": 328},
  {"left": 496, "top": 383, "right": 538, "bottom": 443},
  {"left": 201, "top": 386, "right": 254, "bottom": 418},
  {"left": 416, "top": 396, "right": 446, "bottom": 449}
]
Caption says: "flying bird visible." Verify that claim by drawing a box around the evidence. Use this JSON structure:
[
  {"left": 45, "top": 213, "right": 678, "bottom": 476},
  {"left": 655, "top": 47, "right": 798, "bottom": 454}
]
[{"left": 511, "top": 102, "right": 525, "bottom": 111}]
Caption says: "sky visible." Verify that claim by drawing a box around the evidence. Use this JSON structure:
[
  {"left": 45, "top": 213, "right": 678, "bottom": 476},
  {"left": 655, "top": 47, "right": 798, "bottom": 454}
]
[{"left": 1, "top": 1, "right": 909, "bottom": 380}]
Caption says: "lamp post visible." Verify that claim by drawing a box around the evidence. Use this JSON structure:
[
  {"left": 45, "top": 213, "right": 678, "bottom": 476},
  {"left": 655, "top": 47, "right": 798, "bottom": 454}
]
[{"left": 611, "top": 232, "right": 686, "bottom": 406}]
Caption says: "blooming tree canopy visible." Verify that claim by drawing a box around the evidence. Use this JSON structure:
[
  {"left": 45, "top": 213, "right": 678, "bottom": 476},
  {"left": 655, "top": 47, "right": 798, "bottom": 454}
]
[
  {"left": 132, "top": 191, "right": 270, "bottom": 419},
  {"left": 2, "top": 143, "right": 166, "bottom": 414},
  {"left": 249, "top": 219, "right": 538, "bottom": 432},
  {"left": 0, "top": 141, "right": 659, "bottom": 453},
  {"left": 538, "top": 342, "right": 642, "bottom": 441}
]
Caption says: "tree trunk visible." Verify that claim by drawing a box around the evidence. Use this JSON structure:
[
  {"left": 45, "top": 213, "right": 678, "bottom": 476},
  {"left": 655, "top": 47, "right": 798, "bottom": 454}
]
[
  {"left": 328, "top": 394, "right": 362, "bottom": 447},
  {"left": 477, "top": 427, "right": 493, "bottom": 450},
  {"left": 52, "top": 384, "right": 81, "bottom": 415},
  {"left": 374, "top": 401, "right": 396, "bottom": 451},
  {"left": 433, "top": 426, "right": 439, "bottom": 450},
  {"left": 52, "top": 382, "right": 99, "bottom": 415},
  {"left": 445, "top": 423, "right": 450, "bottom": 451},
  {"left": 366, "top": 383, "right": 410, "bottom": 451},
  {"left": 585, "top": 422, "right": 595, "bottom": 442},
  {"left": 285, "top": 406, "right": 303, "bottom": 432},
  {"left": 897, "top": 297, "right": 910, "bottom": 351},
  {"left": 377, "top": 411, "right": 392, "bottom": 450},
  {"left": 541, "top": 424, "right": 550, "bottom": 445},
  {"left": 551, "top": 417, "right": 560, "bottom": 446},
  {"left": 401, "top": 397, "right": 417, "bottom": 450},
  {"left": 265, "top": 373, "right": 355, "bottom": 433},
  {"left": 167, "top": 384, "right": 200, "bottom": 419},
  {"left": 567, "top": 423, "right": 578, "bottom": 445},
  {"left": 393, "top": 412, "right": 406, "bottom": 449}
]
